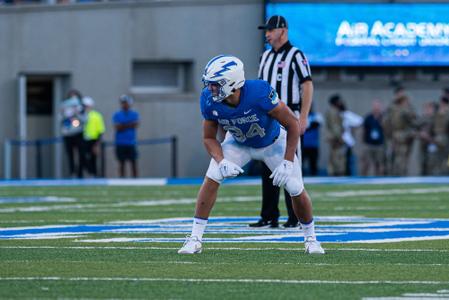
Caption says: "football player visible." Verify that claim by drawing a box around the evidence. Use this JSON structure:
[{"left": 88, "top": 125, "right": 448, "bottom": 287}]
[{"left": 178, "top": 55, "right": 324, "bottom": 255}]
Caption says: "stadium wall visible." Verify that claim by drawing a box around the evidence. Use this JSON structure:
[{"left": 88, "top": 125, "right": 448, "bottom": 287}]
[{"left": 0, "top": 0, "right": 264, "bottom": 178}]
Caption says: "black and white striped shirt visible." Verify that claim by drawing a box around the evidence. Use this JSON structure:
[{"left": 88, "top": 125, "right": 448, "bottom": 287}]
[{"left": 258, "top": 41, "right": 312, "bottom": 112}]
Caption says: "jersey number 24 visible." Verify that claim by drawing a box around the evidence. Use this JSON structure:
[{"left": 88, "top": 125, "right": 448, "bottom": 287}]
[{"left": 223, "top": 123, "right": 266, "bottom": 143}]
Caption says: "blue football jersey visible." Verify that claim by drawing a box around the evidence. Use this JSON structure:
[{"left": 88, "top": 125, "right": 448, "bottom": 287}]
[{"left": 200, "top": 80, "right": 281, "bottom": 148}]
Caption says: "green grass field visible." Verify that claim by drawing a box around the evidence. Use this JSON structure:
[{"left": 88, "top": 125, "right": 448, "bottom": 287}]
[{"left": 1, "top": 183, "right": 449, "bottom": 299}]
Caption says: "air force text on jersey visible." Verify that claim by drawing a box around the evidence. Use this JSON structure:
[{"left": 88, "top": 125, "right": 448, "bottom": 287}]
[{"left": 217, "top": 114, "right": 259, "bottom": 126}]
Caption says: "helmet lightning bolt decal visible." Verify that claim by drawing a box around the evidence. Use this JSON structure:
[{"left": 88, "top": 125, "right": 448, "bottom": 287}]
[{"left": 211, "top": 61, "right": 237, "bottom": 78}]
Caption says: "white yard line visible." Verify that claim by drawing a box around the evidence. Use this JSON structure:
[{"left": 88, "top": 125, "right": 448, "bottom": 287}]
[
  {"left": 403, "top": 293, "right": 449, "bottom": 297},
  {"left": 3, "top": 259, "right": 447, "bottom": 267},
  {"left": 0, "top": 220, "right": 89, "bottom": 224},
  {"left": 0, "top": 277, "right": 448, "bottom": 285},
  {"left": 363, "top": 290, "right": 449, "bottom": 300},
  {"left": 323, "top": 187, "right": 449, "bottom": 198},
  {"left": 1, "top": 187, "right": 447, "bottom": 214},
  {"left": 363, "top": 298, "right": 448, "bottom": 300},
  {"left": 0, "top": 196, "right": 259, "bottom": 213},
  {"left": 337, "top": 247, "right": 449, "bottom": 252},
  {"left": 74, "top": 234, "right": 449, "bottom": 244},
  {"left": 1, "top": 246, "right": 449, "bottom": 253},
  {"left": 0, "top": 196, "right": 76, "bottom": 204}
]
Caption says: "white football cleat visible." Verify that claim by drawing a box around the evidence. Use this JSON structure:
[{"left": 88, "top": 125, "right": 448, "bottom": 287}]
[
  {"left": 178, "top": 235, "right": 202, "bottom": 254},
  {"left": 304, "top": 237, "right": 325, "bottom": 254}
]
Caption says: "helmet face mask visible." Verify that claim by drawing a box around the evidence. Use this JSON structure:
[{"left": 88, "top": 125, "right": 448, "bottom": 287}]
[
  {"left": 203, "top": 55, "right": 245, "bottom": 103},
  {"left": 202, "top": 79, "right": 227, "bottom": 102}
]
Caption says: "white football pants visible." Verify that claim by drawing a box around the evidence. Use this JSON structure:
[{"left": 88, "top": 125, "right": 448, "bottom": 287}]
[{"left": 206, "top": 128, "right": 304, "bottom": 196}]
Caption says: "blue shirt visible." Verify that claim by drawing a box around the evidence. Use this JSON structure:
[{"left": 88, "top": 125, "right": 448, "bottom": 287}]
[
  {"left": 303, "top": 111, "right": 322, "bottom": 149},
  {"left": 113, "top": 110, "right": 139, "bottom": 145},
  {"left": 200, "top": 80, "right": 280, "bottom": 148},
  {"left": 363, "top": 113, "right": 384, "bottom": 145}
]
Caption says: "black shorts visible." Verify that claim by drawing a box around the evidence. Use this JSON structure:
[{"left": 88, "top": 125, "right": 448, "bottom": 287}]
[{"left": 115, "top": 145, "right": 137, "bottom": 162}]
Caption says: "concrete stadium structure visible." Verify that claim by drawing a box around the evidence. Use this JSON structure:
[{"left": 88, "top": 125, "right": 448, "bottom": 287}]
[{"left": 1, "top": 0, "right": 448, "bottom": 178}]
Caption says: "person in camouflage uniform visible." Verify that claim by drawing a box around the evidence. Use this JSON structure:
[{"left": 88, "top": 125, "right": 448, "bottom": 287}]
[
  {"left": 383, "top": 87, "right": 407, "bottom": 175},
  {"left": 433, "top": 96, "right": 449, "bottom": 175},
  {"left": 417, "top": 102, "right": 438, "bottom": 175},
  {"left": 383, "top": 94, "right": 417, "bottom": 176},
  {"left": 325, "top": 94, "right": 346, "bottom": 176}
]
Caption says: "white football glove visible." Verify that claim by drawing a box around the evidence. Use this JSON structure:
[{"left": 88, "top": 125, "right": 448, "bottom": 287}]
[
  {"left": 270, "top": 159, "right": 294, "bottom": 187},
  {"left": 218, "top": 159, "right": 244, "bottom": 179}
]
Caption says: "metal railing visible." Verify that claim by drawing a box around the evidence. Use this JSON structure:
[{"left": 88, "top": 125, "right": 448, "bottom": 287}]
[
  {"left": 100, "top": 136, "right": 178, "bottom": 178},
  {"left": 3, "top": 135, "right": 178, "bottom": 179}
]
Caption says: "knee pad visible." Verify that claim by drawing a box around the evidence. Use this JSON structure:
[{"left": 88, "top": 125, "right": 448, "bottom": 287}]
[
  {"left": 205, "top": 159, "right": 224, "bottom": 184},
  {"left": 285, "top": 177, "right": 304, "bottom": 197}
]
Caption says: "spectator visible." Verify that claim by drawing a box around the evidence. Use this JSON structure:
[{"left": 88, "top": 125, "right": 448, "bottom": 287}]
[
  {"left": 383, "top": 94, "right": 417, "bottom": 176},
  {"left": 433, "top": 96, "right": 449, "bottom": 175},
  {"left": 82, "top": 97, "right": 105, "bottom": 177},
  {"left": 393, "top": 86, "right": 407, "bottom": 100},
  {"left": 383, "top": 86, "right": 409, "bottom": 175},
  {"left": 113, "top": 95, "right": 139, "bottom": 178},
  {"left": 60, "top": 89, "right": 85, "bottom": 178},
  {"left": 361, "top": 100, "right": 385, "bottom": 176},
  {"left": 301, "top": 107, "right": 323, "bottom": 176},
  {"left": 417, "top": 102, "right": 438, "bottom": 176},
  {"left": 341, "top": 102, "right": 363, "bottom": 176},
  {"left": 325, "top": 94, "right": 345, "bottom": 176},
  {"left": 443, "top": 87, "right": 449, "bottom": 99},
  {"left": 442, "top": 88, "right": 449, "bottom": 171}
]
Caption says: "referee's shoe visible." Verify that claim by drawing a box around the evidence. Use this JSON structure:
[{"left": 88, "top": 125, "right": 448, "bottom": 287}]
[{"left": 249, "top": 219, "right": 279, "bottom": 228}]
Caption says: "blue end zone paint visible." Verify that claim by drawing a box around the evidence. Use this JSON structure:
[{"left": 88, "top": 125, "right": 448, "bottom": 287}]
[
  {"left": 2, "top": 216, "right": 449, "bottom": 243},
  {"left": 1, "top": 176, "right": 449, "bottom": 187}
]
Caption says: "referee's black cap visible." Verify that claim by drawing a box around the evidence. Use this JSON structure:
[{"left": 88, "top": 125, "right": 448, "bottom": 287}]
[{"left": 258, "top": 15, "right": 288, "bottom": 30}]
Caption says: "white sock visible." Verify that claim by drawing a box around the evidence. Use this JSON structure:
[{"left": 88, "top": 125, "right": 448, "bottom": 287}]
[
  {"left": 191, "top": 217, "right": 208, "bottom": 240},
  {"left": 300, "top": 219, "right": 316, "bottom": 241}
]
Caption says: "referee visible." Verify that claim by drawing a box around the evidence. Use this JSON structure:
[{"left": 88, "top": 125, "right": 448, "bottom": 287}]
[{"left": 249, "top": 15, "right": 314, "bottom": 228}]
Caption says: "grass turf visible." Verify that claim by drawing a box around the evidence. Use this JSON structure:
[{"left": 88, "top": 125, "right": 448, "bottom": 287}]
[{"left": 0, "top": 183, "right": 449, "bottom": 299}]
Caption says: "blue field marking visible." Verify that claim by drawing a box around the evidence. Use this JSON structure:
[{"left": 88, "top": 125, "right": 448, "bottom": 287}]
[
  {"left": 2, "top": 216, "right": 449, "bottom": 243},
  {"left": 0, "top": 197, "right": 75, "bottom": 204},
  {"left": 1, "top": 176, "right": 449, "bottom": 187}
]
